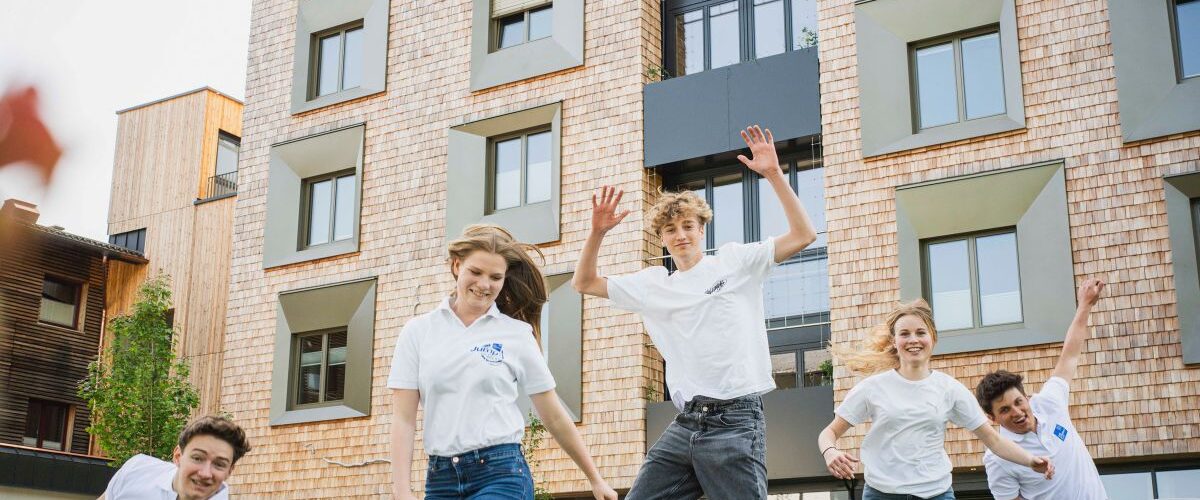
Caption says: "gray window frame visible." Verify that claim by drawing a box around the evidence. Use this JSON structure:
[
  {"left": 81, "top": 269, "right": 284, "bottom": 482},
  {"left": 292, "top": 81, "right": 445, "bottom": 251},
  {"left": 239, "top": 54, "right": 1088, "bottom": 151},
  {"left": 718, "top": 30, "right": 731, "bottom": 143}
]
[
  {"left": 289, "top": 327, "right": 348, "bottom": 410},
  {"left": 309, "top": 21, "right": 365, "bottom": 100},
  {"left": 492, "top": 4, "right": 553, "bottom": 52},
  {"left": 664, "top": 0, "right": 817, "bottom": 77},
  {"left": 909, "top": 26, "right": 1005, "bottom": 131},
  {"left": 1170, "top": 0, "right": 1199, "bottom": 81},
  {"left": 39, "top": 275, "right": 81, "bottom": 329},
  {"left": 1164, "top": 172, "right": 1200, "bottom": 365},
  {"left": 300, "top": 169, "right": 357, "bottom": 250},
  {"left": 921, "top": 227, "right": 1023, "bottom": 332},
  {"left": 487, "top": 127, "right": 553, "bottom": 214}
]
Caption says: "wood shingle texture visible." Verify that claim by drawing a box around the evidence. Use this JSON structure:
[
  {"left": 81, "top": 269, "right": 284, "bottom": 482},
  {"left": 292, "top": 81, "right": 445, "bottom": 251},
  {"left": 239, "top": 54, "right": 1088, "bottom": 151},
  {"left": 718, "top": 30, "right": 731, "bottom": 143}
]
[
  {"left": 818, "top": 0, "right": 1200, "bottom": 468},
  {"left": 223, "top": 0, "right": 664, "bottom": 496}
]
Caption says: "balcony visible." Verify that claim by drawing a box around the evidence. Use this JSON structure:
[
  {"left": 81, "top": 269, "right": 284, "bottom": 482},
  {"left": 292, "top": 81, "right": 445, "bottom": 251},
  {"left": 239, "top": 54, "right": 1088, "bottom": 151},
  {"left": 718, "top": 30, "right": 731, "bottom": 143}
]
[
  {"left": 198, "top": 171, "right": 238, "bottom": 202},
  {"left": 643, "top": 47, "right": 821, "bottom": 167}
]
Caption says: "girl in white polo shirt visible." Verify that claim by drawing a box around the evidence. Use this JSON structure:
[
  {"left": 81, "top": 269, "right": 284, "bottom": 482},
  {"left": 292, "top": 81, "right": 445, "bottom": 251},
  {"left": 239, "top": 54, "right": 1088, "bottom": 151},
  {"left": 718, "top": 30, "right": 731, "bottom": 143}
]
[
  {"left": 817, "top": 300, "right": 1054, "bottom": 500},
  {"left": 389, "top": 224, "right": 617, "bottom": 500}
]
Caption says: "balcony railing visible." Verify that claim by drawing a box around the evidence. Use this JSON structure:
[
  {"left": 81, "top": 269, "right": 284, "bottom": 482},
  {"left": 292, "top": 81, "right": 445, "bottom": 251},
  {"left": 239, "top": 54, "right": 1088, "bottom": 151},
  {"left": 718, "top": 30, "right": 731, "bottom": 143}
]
[{"left": 200, "top": 171, "right": 238, "bottom": 201}]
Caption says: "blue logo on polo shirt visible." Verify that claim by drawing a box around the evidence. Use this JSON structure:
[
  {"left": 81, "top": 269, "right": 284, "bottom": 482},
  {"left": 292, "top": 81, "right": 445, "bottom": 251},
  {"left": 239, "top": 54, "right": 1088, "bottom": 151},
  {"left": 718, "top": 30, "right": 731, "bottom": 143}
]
[
  {"left": 1053, "top": 424, "right": 1068, "bottom": 441},
  {"left": 472, "top": 343, "right": 504, "bottom": 365}
]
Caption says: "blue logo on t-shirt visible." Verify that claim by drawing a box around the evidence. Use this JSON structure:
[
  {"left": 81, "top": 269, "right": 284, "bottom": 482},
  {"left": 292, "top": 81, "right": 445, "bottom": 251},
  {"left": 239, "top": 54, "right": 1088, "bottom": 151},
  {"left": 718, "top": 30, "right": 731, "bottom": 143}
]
[
  {"left": 472, "top": 343, "right": 504, "bottom": 365},
  {"left": 1053, "top": 424, "right": 1068, "bottom": 441}
]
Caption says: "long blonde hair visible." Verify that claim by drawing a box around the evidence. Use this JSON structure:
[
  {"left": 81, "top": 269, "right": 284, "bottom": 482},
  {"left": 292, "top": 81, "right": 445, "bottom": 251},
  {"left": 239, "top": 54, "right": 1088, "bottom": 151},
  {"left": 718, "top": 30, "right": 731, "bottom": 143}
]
[
  {"left": 833, "top": 299, "right": 939, "bottom": 376},
  {"left": 447, "top": 224, "right": 547, "bottom": 339}
]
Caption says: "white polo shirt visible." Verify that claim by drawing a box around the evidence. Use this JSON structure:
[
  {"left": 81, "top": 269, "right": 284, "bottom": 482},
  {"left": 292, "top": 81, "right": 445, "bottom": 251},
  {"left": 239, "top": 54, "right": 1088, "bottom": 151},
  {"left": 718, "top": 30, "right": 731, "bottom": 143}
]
[
  {"left": 104, "top": 453, "right": 229, "bottom": 499},
  {"left": 983, "top": 377, "right": 1107, "bottom": 500},
  {"left": 836, "top": 370, "right": 988, "bottom": 498},
  {"left": 388, "top": 298, "right": 556, "bottom": 457},
  {"left": 607, "top": 238, "right": 777, "bottom": 411}
]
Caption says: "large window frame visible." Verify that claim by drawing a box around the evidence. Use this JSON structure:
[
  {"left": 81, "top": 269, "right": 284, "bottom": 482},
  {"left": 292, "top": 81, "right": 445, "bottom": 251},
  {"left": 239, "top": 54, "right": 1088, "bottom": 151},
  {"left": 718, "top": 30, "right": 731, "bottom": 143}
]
[
  {"left": 23, "top": 399, "right": 71, "bottom": 451},
  {"left": 1100, "top": 465, "right": 1200, "bottom": 500},
  {"left": 487, "top": 127, "right": 553, "bottom": 214},
  {"left": 909, "top": 26, "right": 1006, "bottom": 131},
  {"left": 308, "top": 21, "right": 365, "bottom": 100},
  {"left": 39, "top": 276, "right": 81, "bottom": 329},
  {"left": 1171, "top": 0, "right": 1200, "bottom": 81},
  {"left": 663, "top": 0, "right": 818, "bottom": 77},
  {"left": 289, "top": 328, "right": 348, "bottom": 410},
  {"left": 492, "top": 3, "right": 553, "bottom": 51},
  {"left": 921, "top": 228, "right": 1023, "bottom": 332},
  {"left": 300, "top": 170, "right": 357, "bottom": 250}
]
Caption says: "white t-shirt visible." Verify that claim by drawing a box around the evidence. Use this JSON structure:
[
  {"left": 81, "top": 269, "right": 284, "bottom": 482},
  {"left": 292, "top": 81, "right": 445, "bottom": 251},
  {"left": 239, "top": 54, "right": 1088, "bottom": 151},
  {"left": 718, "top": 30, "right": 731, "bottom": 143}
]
[
  {"left": 984, "top": 377, "right": 1107, "bottom": 500},
  {"left": 607, "top": 239, "right": 777, "bottom": 411},
  {"left": 836, "top": 370, "right": 988, "bottom": 498},
  {"left": 387, "top": 298, "right": 556, "bottom": 457},
  {"left": 104, "top": 453, "right": 229, "bottom": 499}
]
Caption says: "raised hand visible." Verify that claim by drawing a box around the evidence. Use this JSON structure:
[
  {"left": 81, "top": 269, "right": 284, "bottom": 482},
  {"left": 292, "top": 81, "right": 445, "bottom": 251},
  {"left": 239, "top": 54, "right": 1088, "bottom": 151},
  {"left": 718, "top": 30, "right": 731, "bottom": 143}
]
[
  {"left": 1078, "top": 278, "right": 1105, "bottom": 307},
  {"left": 1031, "top": 456, "right": 1054, "bottom": 480},
  {"left": 591, "top": 186, "right": 630, "bottom": 235},
  {"left": 823, "top": 448, "right": 860, "bottom": 480},
  {"left": 736, "top": 125, "right": 782, "bottom": 178}
]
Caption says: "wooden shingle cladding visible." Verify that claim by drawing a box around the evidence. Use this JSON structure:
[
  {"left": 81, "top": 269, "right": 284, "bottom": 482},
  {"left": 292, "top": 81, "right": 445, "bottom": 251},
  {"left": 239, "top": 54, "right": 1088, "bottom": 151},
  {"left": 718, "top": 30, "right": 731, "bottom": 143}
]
[
  {"left": 223, "top": 0, "right": 665, "bottom": 496},
  {"left": 818, "top": 0, "right": 1200, "bottom": 468},
  {"left": 0, "top": 224, "right": 109, "bottom": 454},
  {"left": 106, "top": 88, "right": 243, "bottom": 417}
]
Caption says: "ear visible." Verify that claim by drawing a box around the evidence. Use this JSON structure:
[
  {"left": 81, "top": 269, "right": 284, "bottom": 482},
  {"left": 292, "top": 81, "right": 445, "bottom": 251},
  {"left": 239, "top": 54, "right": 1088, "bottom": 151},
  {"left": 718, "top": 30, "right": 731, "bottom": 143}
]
[
  {"left": 450, "top": 258, "right": 460, "bottom": 278},
  {"left": 172, "top": 445, "right": 183, "bottom": 465},
  {"left": 985, "top": 411, "right": 996, "bottom": 423}
]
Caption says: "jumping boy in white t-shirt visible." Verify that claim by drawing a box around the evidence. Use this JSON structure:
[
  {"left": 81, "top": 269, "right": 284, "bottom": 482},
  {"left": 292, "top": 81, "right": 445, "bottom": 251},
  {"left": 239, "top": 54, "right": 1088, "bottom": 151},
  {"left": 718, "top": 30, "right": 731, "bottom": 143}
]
[
  {"left": 100, "top": 415, "right": 251, "bottom": 500},
  {"left": 573, "top": 125, "right": 818, "bottom": 499},
  {"left": 975, "top": 278, "right": 1108, "bottom": 500}
]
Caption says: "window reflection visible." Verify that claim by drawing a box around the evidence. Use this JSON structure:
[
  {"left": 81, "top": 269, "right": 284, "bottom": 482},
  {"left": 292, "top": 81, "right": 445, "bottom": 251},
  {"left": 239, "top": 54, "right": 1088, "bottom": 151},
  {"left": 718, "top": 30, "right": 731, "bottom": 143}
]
[
  {"left": 927, "top": 239, "right": 973, "bottom": 330},
  {"left": 754, "top": 0, "right": 786, "bottom": 58},
  {"left": 916, "top": 42, "right": 958, "bottom": 128},
  {"left": 709, "top": 1, "right": 741, "bottom": 69}
]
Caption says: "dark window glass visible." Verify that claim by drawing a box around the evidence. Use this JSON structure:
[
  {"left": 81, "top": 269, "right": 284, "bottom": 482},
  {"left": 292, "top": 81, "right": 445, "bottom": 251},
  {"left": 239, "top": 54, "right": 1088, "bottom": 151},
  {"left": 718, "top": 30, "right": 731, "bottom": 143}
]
[
  {"left": 110, "top": 228, "right": 147, "bottom": 253},
  {"left": 297, "top": 335, "right": 323, "bottom": 405},
  {"left": 40, "top": 277, "right": 79, "bottom": 328},
  {"left": 23, "top": 399, "right": 69, "bottom": 451},
  {"left": 295, "top": 330, "right": 347, "bottom": 406},
  {"left": 771, "top": 352, "right": 797, "bottom": 389},
  {"left": 1178, "top": 0, "right": 1200, "bottom": 78},
  {"left": 325, "top": 331, "right": 347, "bottom": 402}
]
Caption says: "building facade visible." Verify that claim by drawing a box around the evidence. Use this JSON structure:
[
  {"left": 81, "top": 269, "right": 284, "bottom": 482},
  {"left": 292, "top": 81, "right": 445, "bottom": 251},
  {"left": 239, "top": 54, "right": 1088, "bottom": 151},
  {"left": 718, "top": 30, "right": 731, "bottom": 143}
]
[{"left": 821, "top": 0, "right": 1200, "bottom": 497}]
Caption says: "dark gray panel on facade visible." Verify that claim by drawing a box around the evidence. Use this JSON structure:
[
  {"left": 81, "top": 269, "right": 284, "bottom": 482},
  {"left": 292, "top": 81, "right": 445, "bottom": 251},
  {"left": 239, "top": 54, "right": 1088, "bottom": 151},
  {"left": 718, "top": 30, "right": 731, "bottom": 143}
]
[
  {"left": 645, "top": 385, "right": 834, "bottom": 481},
  {"left": 0, "top": 446, "right": 113, "bottom": 494},
  {"left": 644, "top": 48, "right": 821, "bottom": 168}
]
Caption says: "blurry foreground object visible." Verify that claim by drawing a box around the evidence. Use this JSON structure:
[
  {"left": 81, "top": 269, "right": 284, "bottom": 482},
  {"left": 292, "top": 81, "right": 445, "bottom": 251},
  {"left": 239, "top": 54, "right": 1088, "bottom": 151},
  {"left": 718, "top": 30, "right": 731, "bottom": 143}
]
[{"left": 0, "top": 86, "right": 62, "bottom": 183}]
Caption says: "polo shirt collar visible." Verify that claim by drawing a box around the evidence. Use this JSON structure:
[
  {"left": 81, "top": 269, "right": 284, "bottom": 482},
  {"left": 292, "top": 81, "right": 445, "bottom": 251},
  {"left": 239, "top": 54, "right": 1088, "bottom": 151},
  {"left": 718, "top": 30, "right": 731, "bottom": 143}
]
[{"left": 437, "top": 296, "right": 503, "bottom": 320}]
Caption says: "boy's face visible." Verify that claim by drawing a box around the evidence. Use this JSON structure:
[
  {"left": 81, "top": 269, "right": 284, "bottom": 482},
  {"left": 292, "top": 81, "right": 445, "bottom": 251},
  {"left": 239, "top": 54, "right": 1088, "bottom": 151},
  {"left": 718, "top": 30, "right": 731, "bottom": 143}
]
[
  {"left": 172, "top": 434, "right": 235, "bottom": 500},
  {"left": 988, "top": 387, "right": 1037, "bottom": 434},
  {"left": 659, "top": 216, "right": 705, "bottom": 260}
]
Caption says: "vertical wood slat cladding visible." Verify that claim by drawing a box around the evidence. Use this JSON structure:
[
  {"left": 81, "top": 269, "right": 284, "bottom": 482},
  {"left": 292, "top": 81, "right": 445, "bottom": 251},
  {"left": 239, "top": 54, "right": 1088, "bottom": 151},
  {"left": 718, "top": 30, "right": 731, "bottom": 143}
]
[
  {"left": 223, "top": 1, "right": 665, "bottom": 496},
  {"left": 107, "top": 89, "right": 242, "bottom": 418},
  {"left": 0, "top": 228, "right": 105, "bottom": 454},
  {"left": 818, "top": 0, "right": 1200, "bottom": 467}
]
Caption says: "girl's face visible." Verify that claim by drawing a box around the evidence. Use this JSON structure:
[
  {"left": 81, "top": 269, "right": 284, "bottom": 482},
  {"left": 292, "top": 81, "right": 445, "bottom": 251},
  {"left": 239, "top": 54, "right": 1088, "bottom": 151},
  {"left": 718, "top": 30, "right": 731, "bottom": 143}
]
[
  {"left": 451, "top": 250, "right": 508, "bottom": 311},
  {"left": 892, "top": 314, "right": 935, "bottom": 364}
]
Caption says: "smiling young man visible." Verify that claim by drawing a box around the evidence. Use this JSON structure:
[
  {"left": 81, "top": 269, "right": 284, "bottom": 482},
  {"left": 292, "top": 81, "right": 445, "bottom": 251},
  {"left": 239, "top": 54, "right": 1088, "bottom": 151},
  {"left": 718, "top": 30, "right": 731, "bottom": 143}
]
[
  {"left": 976, "top": 278, "right": 1107, "bottom": 500},
  {"left": 99, "top": 415, "right": 251, "bottom": 500},
  {"left": 573, "top": 125, "right": 817, "bottom": 499}
]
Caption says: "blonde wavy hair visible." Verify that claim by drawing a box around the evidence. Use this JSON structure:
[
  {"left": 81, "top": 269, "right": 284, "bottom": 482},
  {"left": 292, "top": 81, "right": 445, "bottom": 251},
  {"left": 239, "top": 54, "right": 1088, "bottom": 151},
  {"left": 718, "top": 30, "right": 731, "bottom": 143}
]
[
  {"left": 447, "top": 224, "right": 547, "bottom": 340},
  {"left": 833, "top": 299, "right": 938, "bottom": 376},
  {"left": 648, "top": 190, "right": 713, "bottom": 236}
]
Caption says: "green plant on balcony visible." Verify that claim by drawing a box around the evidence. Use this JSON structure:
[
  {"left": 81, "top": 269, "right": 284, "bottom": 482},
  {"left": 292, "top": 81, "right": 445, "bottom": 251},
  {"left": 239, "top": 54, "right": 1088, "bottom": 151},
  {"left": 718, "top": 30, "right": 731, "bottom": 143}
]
[{"left": 522, "top": 411, "right": 554, "bottom": 500}]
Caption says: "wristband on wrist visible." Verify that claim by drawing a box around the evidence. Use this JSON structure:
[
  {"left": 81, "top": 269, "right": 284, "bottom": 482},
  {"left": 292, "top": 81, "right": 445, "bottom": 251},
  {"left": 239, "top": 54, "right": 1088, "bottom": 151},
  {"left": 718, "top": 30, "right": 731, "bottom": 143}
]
[{"left": 821, "top": 446, "right": 837, "bottom": 457}]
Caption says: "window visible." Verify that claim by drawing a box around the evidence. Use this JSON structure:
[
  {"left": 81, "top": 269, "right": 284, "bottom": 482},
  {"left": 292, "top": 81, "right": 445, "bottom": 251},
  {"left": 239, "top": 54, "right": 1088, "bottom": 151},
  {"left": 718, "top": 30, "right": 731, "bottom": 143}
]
[
  {"left": 303, "top": 171, "right": 356, "bottom": 248},
  {"left": 1164, "top": 173, "right": 1200, "bottom": 364},
  {"left": 204, "top": 132, "right": 240, "bottom": 200},
  {"left": 769, "top": 347, "right": 831, "bottom": 389},
  {"left": 311, "top": 23, "right": 364, "bottom": 98},
  {"left": 292, "top": 329, "right": 347, "bottom": 407},
  {"left": 912, "top": 29, "right": 1005, "bottom": 129},
  {"left": 1174, "top": 0, "right": 1200, "bottom": 80},
  {"left": 109, "top": 228, "right": 146, "bottom": 254},
  {"left": 924, "top": 230, "right": 1021, "bottom": 331},
  {"left": 669, "top": 0, "right": 817, "bottom": 76},
  {"left": 39, "top": 277, "right": 80, "bottom": 328},
  {"left": 494, "top": 3, "right": 552, "bottom": 50},
  {"left": 490, "top": 129, "right": 552, "bottom": 212},
  {"left": 24, "top": 399, "right": 70, "bottom": 451},
  {"left": 1100, "top": 468, "right": 1200, "bottom": 500}
]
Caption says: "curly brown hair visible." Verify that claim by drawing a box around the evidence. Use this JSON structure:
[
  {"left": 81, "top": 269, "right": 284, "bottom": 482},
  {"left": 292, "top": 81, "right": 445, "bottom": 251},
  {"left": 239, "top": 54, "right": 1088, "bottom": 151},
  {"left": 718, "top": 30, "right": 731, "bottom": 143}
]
[
  {"left": 177, "top": 415, "right": 251, "bottom": 464},
  {"left": 648, "top": 190, "right": 713, "bottom": 236},
  {"left": 975, "top": 370, "right": 1026, "bottom": 415}
]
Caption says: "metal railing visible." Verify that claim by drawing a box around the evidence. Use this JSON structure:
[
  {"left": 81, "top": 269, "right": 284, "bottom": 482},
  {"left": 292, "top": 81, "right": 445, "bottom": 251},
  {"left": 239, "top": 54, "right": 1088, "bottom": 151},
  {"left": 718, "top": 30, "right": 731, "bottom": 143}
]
[{"left": 201, "top": 171, "right": 238, "bottom": 200}]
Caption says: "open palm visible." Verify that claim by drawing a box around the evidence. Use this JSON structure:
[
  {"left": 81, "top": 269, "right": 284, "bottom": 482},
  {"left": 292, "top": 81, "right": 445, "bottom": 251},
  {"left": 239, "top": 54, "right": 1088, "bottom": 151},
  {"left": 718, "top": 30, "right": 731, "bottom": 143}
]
[
  {"left": 591, "top": 186, "right": 630, "bottom": 234},
  {"left": 737, "top": 125, "right": 781, "bottom": 177}
]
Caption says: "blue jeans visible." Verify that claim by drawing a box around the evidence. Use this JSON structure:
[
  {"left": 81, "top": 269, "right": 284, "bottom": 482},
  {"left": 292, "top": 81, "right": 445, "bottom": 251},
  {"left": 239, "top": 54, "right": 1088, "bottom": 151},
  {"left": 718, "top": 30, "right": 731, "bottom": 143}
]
[
  {"left": 425, "top": 443, "right": 533, "bottom": 499},
  {"left": 626, "top": 394, "right": 767, "bottom": 500},
  {"left": 863, "top": 485, "right": 955, "bottom": 500}
]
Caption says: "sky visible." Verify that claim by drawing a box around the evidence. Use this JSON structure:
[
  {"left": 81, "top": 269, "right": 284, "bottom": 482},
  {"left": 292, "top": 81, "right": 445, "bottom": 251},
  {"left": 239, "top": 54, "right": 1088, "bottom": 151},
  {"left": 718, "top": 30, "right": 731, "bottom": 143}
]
[{"left": 0, "top": 0, "right": 251, "bottom": 241}]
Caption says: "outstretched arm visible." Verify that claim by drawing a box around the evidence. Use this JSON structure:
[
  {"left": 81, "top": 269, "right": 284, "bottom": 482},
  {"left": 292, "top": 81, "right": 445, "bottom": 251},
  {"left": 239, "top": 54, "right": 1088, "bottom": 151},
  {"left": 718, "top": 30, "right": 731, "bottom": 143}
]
[
  {"left": 972, "top": 423, "right": 1054, "bottom": 480},
  {"left": 390, "top": 389, "right": 420, "bottom": 500},
  {"left": 736, "top": 125, "right": 817, "bottom": 263},
  {"left": 530, "top": 392, "right": 618, "bottom": 500},
  {"left": 572, "top": 186, "right": 630, "bottom": 299},
  {"left": 1050, "top": 278, "right": 1105, "bottom": 386},
  {"left": 817, "top": 416, "right": 860, "bottom": 480}
]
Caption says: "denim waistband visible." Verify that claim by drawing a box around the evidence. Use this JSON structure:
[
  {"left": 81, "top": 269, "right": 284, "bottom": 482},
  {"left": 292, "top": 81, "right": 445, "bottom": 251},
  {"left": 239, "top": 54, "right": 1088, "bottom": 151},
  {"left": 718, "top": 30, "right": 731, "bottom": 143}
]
[
  {"left": 683, "top": 393, "right": 763, "bottom": 412},
  {"left": 429, "top": 443, "right": 522, "bottom": 464}
]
